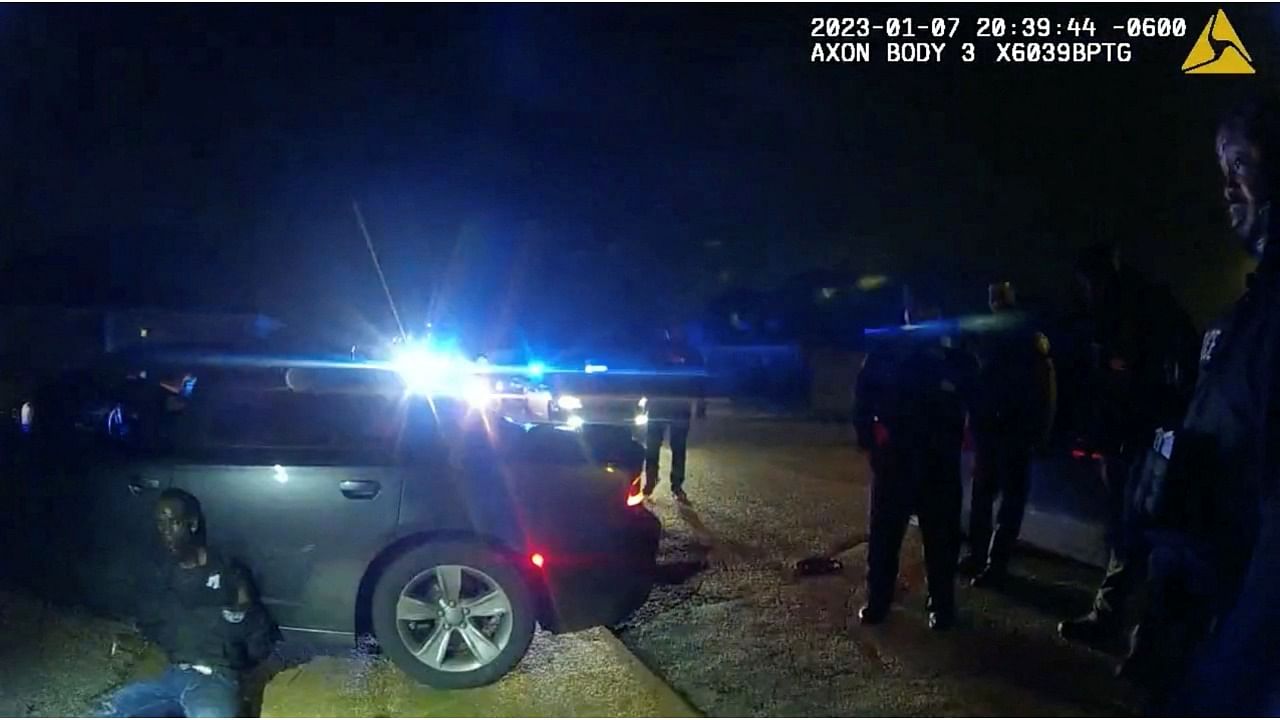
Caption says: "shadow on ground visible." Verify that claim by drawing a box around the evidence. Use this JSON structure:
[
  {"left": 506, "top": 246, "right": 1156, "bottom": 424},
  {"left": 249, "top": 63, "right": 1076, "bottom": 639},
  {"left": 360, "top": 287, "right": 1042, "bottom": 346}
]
[
  {"left": 655, "top": 560, "right": 709, "bottom": 586},
  {"left": 998, "top": 572, "right": 1097, "bottom": 620}
]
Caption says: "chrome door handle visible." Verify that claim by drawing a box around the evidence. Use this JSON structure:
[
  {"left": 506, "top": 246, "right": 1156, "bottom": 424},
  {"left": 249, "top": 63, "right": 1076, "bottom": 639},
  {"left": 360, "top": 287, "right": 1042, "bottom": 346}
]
[
  {"left": 339, "top": 480, "right": 381, "bottom": 500},
  {"left": 127, "top": 476, "right": 161, "bottom": 495}
]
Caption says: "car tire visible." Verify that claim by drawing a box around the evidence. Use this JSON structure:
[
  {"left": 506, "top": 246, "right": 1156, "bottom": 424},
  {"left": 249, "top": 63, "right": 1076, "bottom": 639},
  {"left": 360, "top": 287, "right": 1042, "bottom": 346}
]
[{"left": 371, "top": 542, "right": 536, "bottom": 689}]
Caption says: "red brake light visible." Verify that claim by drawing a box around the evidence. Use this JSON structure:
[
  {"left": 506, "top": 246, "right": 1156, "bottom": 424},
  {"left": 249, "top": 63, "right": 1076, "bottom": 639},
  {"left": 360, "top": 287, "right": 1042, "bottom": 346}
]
[{"left": 530, "top": 552, "right": 546, "bottom": 568}]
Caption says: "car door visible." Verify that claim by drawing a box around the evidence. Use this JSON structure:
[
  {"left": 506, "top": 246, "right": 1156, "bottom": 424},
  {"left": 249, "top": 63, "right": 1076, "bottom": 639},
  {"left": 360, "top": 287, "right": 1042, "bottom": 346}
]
[
  {"left": 72, "top": 387, "right": 176, "bottom": 618},
  {"left": 170, "top": 384, "right": 405, "bottom": 633},
  {"left": 79, "top": 454, "right": 172, "bottom": 617}
]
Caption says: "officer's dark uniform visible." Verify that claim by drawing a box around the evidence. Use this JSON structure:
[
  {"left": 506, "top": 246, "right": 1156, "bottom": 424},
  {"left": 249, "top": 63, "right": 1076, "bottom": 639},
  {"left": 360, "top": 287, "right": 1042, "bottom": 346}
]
[
  {"left": 856, "top": 333, "right": 977, "bottom": 624},
  {"left": 644, "top": 402, "right": 692, "bottom": 495},
  {"left": 1064, "top": 275, "right": 1198, "bottom": 637},
  {"left": 643, "top": 342, "right": 705, "bottom": 496},
  {"left": 1144, "top": 257, "right": 1280, "bottom": 713},
  {"left": 966, "top": 317, "right": 1054, "bottom": 578}
]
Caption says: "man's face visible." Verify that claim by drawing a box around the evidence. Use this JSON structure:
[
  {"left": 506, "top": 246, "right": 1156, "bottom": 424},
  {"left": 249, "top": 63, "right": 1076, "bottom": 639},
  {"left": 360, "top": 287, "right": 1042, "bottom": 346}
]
[
  {"left": 1217, "top": 126, "right": 1271, "bottom": 257},
  {"left": 155, "top": 499, "right": 196, "bottom": 556}
]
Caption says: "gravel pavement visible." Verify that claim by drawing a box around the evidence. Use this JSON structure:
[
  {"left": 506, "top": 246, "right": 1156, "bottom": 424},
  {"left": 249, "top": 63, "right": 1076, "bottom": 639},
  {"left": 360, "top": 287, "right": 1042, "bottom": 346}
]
[
  {"left": 617, "top": 412, "right": 1142, "bottom": 717},
  {"left": 0, "top": 590, "right": 162, "bottom": 718}
]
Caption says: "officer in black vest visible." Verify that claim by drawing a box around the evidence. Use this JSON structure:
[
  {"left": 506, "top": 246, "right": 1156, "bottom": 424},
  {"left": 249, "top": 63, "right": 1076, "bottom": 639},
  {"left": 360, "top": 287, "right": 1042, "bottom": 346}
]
[
  {"left": 1059, "top": 245, "right": 1198, "bottom": 647},
  {"left": 1149, "top": 95, "right": 1280, "bottom": 715},
  {"left": 962, "top": 281, "right": 1056, "bottom": 588},
  {"left": 855, "top": 285, "right": 978, "bottom": 630}
]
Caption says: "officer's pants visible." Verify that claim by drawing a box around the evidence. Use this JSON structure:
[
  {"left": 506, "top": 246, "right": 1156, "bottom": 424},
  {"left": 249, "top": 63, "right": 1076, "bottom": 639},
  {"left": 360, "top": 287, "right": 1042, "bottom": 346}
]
[
  {"left": 866, "top": 443, "right": 962, "bottom": 613},
  {"left": 968, "top": 437, "right": 1032, "bottom": 571},
  {"left": 1172, "top": 511, "right": 1280, "bottom": 715},
  {"left": 644, "top": 420, "right": 689, "bottom": 492},
  {"left": 1160, "top": 510, "right": 1275, "bottom": 715},
  {"left": 1090, "top": 452, "right": 1144, "bottom": 621},
  {"left": 1130, "top": 530, "right": 1219, "bottom": 708}
]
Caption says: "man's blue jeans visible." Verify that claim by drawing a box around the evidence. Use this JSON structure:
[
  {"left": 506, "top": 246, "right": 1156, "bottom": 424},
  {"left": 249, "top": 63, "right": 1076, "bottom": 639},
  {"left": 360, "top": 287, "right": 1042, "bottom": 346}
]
[{"left": 96, "top": 666, "right": 240, "bottom": 718}]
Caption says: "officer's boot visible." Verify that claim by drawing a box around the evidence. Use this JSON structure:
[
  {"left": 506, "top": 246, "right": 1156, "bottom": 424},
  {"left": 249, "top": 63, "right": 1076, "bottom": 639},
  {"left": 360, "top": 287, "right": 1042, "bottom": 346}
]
[
  {"left": 858, "top": 602, "right": 889, "bottom": 626},
  {"left": 860, "top": 567, "right": 895, "bottom": 626},
  {"left": 971, "top": 525, "right": 1016, "bottom": 588},
  {"left": 1115, "top": 622, "right": 1173, "bottom": 695},
  {"left": 970, "top": 561, "right": 1008, "bottom": 588},
  {"left": 1059, "top": 609, "right": 1121, "bottom": 646},
  {"left": 1060, "top": 551, "right": 1128, "bottom": 645},
  {"left": 926, "top": 594, "right": 956, "bottom": 631},
  {"left": 859, "top": 572, "right": 893, "bottom": 625},
  {"left": 669, "top": 424, "right": 690, "bottom": 504},
  {"left": 957, "top": 553, "right": 984, "bottom": 576}
]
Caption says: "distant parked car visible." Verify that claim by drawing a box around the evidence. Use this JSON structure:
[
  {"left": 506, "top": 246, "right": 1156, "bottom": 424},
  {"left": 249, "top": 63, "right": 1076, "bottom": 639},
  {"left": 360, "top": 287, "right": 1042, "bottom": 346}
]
[{"left": 35, "top": 349, "right": 659, "bottom": 689}]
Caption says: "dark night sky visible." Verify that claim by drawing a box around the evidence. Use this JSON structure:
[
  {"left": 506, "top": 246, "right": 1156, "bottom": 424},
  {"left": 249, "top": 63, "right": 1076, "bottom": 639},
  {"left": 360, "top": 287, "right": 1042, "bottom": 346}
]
[{"left": 3, "top": 4, "right": 1278, "bottom": 345}]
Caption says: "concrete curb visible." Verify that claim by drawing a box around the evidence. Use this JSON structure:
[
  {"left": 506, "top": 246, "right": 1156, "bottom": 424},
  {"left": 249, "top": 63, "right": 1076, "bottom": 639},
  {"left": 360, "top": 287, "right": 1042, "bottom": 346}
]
[{"left": 600, "top": 629, "right": 702, "bottom": 717}]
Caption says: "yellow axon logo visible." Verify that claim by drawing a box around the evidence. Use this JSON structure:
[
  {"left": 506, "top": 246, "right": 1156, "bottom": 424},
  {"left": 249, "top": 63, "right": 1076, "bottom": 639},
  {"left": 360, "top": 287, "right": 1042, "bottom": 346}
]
[{"left": 1182, "top": 9, "right": 1255, "bottom": 74}]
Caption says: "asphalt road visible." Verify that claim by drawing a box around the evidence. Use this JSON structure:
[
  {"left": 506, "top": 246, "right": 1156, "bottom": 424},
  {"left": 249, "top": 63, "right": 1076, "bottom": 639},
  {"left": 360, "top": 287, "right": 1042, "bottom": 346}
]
[{"left": 617, "top": 409, "right": 1143, "bottom": 717}]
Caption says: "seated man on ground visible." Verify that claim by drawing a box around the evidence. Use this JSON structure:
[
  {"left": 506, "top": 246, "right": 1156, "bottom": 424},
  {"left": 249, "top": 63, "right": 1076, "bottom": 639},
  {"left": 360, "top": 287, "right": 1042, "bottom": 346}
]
[{"left": 96, "top": 489, "right": 275, "bottom": 718}]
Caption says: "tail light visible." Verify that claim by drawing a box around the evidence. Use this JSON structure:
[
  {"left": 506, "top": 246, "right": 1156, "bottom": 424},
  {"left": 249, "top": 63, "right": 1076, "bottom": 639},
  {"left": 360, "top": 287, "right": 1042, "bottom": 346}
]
[{"left": 625, "top": 474, "right": 645, "bottom": 507}]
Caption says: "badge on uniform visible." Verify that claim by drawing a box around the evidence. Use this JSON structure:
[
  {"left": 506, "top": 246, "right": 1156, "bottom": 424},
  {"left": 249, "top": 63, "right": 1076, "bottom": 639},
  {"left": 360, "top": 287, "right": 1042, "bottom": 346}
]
[{"left": 206, "top": 573, "right": 221, "bottom": 590}]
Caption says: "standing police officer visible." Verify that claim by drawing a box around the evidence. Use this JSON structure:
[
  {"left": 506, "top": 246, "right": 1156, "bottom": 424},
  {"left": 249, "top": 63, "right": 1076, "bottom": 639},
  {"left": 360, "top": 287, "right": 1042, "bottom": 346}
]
[
  {"left": 855, "top": 286, "right": 978, "bottom": 630},
  {"left": 643, "top": 325, "right": 706, "bottom": 504},
  {"left": 1059, "top": 245, "right": 1199, "bottom": 646},
  {"left": 963, "top": 281, "right": 1056, "bottom": 588},
  {"left": 1154, "top": 95, "right": 1280, "bottom": 715}
]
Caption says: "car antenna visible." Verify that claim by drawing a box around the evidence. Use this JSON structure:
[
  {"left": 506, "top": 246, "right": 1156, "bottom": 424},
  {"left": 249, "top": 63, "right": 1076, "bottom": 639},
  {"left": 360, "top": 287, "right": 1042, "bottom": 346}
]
[{"left": 353, "top": 200, "right": 407, "bottom": 341}]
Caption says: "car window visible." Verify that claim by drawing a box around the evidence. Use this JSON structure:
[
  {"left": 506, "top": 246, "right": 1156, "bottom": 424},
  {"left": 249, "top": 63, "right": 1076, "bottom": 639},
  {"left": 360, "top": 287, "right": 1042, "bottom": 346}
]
[
  {"left": 39, "top": 377, "right": 184, "bottom": 459},
  {"left": 202, "top": 389, "right": 400, "bottom": 453},
  {"left": 395, "top": 396, "right": 451, "bottom": 465}
]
